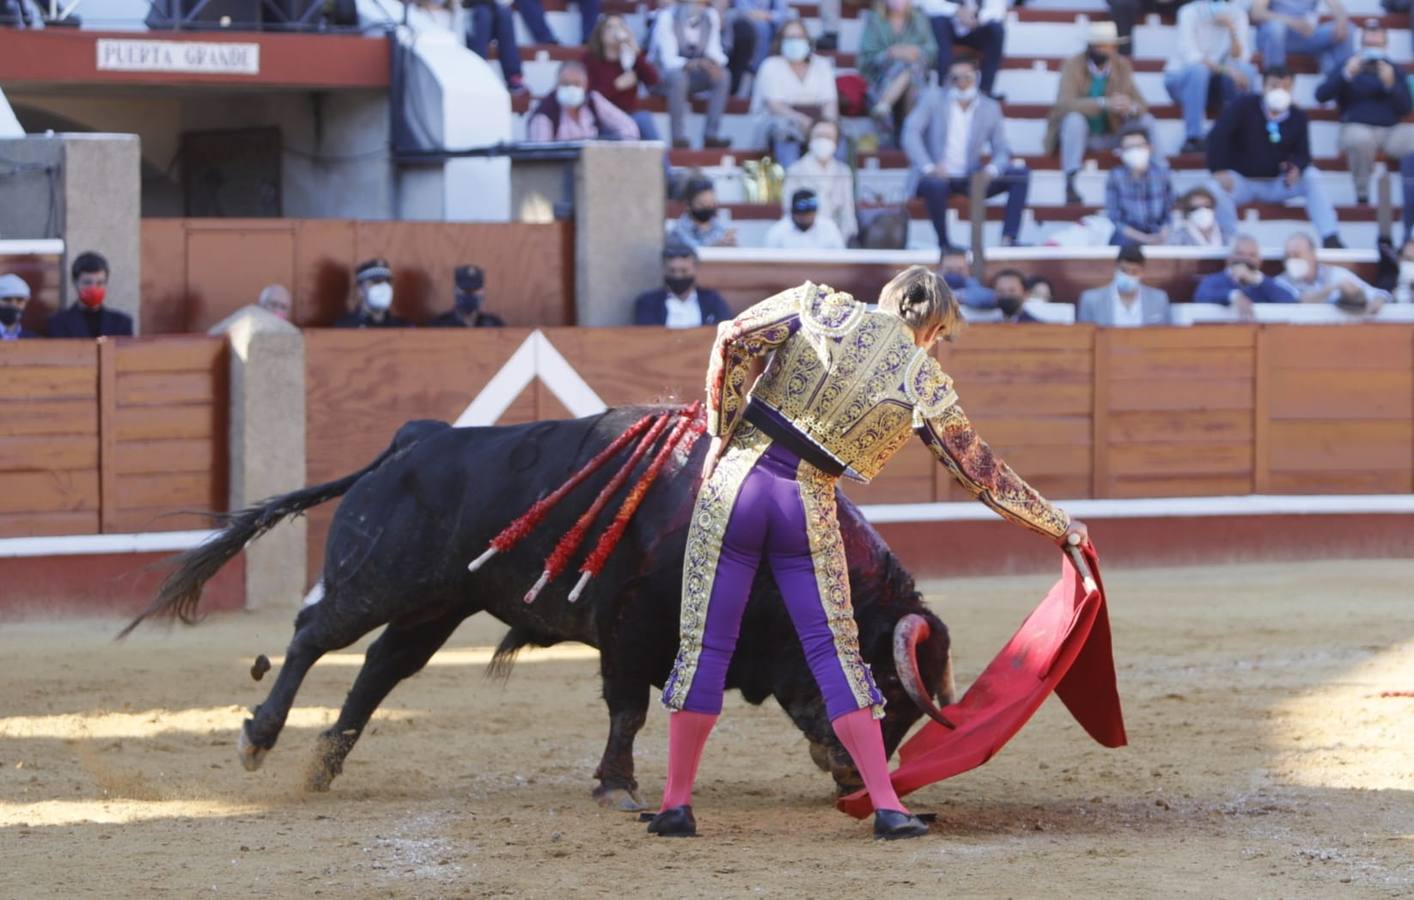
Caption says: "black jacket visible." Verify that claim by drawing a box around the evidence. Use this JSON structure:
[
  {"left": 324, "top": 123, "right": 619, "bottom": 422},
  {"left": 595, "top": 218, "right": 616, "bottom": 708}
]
[
  {"left": 632, "top": 287, "right": 732, "bottom": 326},
  {"left": 427, "top": 310, "right": 506, "bottom": 328},
  {"left": 1206, "top": 95, "right": 1312, "bottom": 178},
  {"left": 334, "top": 310, "right": 412, "bottom": 328},
  {"left": 1314, "top": 60, "right": 1412, "bottom": 127},
  {"left": 47, "top": 305, "right": 135, "bottom": 338}
]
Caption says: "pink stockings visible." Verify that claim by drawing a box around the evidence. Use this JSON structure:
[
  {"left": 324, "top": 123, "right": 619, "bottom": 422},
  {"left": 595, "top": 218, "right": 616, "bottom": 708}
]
[
  {"left": 658, "top": 706, "right": 905, "bottom": 814},
  {"left": 831, "top": 707, "right": 907, "bottom": 813}
]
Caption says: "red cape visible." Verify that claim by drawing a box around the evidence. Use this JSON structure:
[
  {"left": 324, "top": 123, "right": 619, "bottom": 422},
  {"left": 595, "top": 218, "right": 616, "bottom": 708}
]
[{"left": 837, "top": 543, "right": 1126, "bottom": 818}]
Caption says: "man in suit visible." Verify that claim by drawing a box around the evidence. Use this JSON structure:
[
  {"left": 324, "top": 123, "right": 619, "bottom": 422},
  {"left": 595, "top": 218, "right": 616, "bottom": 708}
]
[
  {"left": 335, "top": 258, "right": 412, "bottom": 329},
  {"left": 47, "top": 251, "right": 135, "bottom": 338},
  {"left": 903, "top": 57, "right": 1029, "bottom": 253},
  {"left": 632, "top": 243, "right": 732, "bottom": 328},
  {"left": 1078, "top": 243, "right": 1171, "bottom": 326},
  {"left": 0, "top": 273, "right": 39, "bottom": 340},
  {"left": 428, "top": 265, "right": 506, "bottom": 328}
]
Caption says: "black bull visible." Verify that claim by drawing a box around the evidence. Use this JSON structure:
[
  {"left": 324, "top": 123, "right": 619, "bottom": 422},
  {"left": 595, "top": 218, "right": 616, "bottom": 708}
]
[{"left": 124, "top": 405, "right": 955, "bottom": 811}]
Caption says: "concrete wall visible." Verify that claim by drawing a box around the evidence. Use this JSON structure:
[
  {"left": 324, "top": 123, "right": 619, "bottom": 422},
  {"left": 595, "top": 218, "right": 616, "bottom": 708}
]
[
  {"left": 0, "top": 133, "right": 142, "bottom": 327},
  {"left": 574, "top": 143, "right": 664, "bottom": 326}
]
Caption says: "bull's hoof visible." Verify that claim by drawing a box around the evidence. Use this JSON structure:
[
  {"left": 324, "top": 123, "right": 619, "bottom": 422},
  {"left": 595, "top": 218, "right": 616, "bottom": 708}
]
[
  {"left": 593, "top": 785, "right": 646, "bottom": 812},
  {"left": 304, "top": 733, "right": 349, "bottom": 792},
  {"left": 237, "top": 720, "right": 268, "bottom": 772}
]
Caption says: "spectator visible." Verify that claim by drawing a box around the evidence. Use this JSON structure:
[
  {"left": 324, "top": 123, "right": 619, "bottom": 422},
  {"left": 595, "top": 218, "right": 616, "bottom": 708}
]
[
  {"left": 257, "top": 284, "right": 293, "bottom": 321},
  {"left": 937, "top": 247, "right": 995, "bottom": 308},
  {"left": 1047, "top": 23, "right": 1162, "bottom": 205},
  {"left": 632, "top": 243, "right": 733, "bottom": 326},
  {"left": 48, "top": 251, "right": 134, "bottom": 338},
  {"left": 750, "top": 21, "right": 838, "bottom": 167},
  {"left": 992, "top": 268, "right": 1041, "bottom": 322},
  {"left": 1105, "top": 0, "right": 1162, "bottom": 57},
  {"left": 669, "top": 177, "right": 739, "bottom": 248},
  {"left": 1275, "top": 232, "right": 1389, "bottom": 308},
  {"left": 1169, "top": 186, "right": 1227, "bottom": 247},
  {"left": 1205, "top": 67, "right": 1344, "bottom": 248},
  {"left": 0, "top": 273, "right": 36, "bottom": 340},
  {"left": 1314, "top": 23, "right": 1414, "bottom": 205},
  {"left": 728, "top": 0, "right": 793, "bottom": 84},
  {"left": 335, "top": 258, "right": 412, "bottom": 328},
  {"left": 651, "top": 0, "right": 732, "bottom": 149},
  {"left": 1025, "top": 274, "right": 1053, "bottom": 303},
  {"left": 903, "top": 58, "right": 1029, "bottom": 252},
  {"left": 1250, "top": 0, "right": 1352, "bottom": 76},
  {"left": 1163, "top": 0, "right": 1258, "bottom": 154},
  {"left": 1385, "top": 237, "right": 1414, "bottom": 303},
  {"left": 764, "top": 189, "right": 847, "bottom": 249},
  {"left": 1105, "top": 126, "right": 1173, "bottom": 246},
  {"left": 781, "top": 120, "right": 858, "bottom": 244},
  {"left": 510, "top": 0, "right": 600, "bottom": 48},
  {"left": 528, "top": 61, "right": 640, "bottom": 142},
  {"left": 922, "top": 0, "right": 1006, "bottom": 97},
  {"left": 1194, "top": 234, "right": 1298, "bottom": 313},
  {"left": 429, "top": 265, "right": 507, "bottom": 327},
  {"left": 857, "top": 0, "right": 937, "bottom": 140},
  {"left": 1, "top": 0, "right": 39, "bottom": 27},
  {"left": 585, "top": 14, "right": 662, "bottom": 142},
  {"left": 464, "top": 0, "right": 527, "bottom": 94},
  {"left": 1078, "top": 244, "right": 1172, "bottom": 326}
]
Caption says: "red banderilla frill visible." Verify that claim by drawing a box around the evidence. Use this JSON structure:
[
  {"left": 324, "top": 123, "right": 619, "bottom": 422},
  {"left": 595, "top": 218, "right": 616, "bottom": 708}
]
[
  {"left": 522, "top": 411, "right": 674, "bottom": 604},
  {"left": 568, "top": 403, "right": 705, "bottom": 603},
  {"left": 467, "top": 412, "right": 658, "bottom": 573}
]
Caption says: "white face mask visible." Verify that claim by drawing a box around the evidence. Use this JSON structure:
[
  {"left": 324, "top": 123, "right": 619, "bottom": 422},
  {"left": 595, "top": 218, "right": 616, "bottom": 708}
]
[
  {"left": 1399, "top": 260, "right": 1414, "bottom": 283},
  {"left": 781, "top": 37, "right": 810, "bottom": 62},
  {"left": 365, "top": 282, "right": 393, "bottom": 310},
  {"left": 1120, "top": 147, "right": 1150, "bottom": 171},
  {"left": 556, "top": 84, "right": 586, "bottom": 108},
  {"left": 619, "top": 45, "right": 637, "bottom": 69},
  {"left": 809, "top": 137, "right": 836, "bottom": 161},
  {"left": 1264, "top": 87, "right": 1292, "bottom": 115},
  {"left": 952, "top": 84, "right": 978, "bottom": 102},
  {"left": 1188, "top": 206, "right": 1215, "bottom": 231},
  {"left": 1284, "top": 257, "right": 1311, "bottom": 282}
]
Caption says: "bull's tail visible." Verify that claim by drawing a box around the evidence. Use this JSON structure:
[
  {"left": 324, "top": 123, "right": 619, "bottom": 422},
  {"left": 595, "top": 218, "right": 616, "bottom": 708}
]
[{"left": 117, "top": 440, "right": 404, "bottom": 639}]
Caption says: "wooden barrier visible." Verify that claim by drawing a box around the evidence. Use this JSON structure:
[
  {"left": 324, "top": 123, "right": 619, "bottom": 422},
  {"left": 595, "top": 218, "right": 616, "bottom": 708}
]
[
  {"left": 0, "top": 337, "right": 227, "bottom": 538},
  {"left": 100, "top": 337, "right": 229, "bottom": 532},
  {"left": 141, "top": 219, "right": 574, "bottom": 334},
  {"left": 0, "top": 341, "right": 100, "bottom": 537}
]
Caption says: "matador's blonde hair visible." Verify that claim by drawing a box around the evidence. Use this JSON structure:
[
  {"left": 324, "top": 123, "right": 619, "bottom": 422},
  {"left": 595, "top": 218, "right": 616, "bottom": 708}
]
[{"left": 877, "top": 265, "right": 961, "bottom": 342}]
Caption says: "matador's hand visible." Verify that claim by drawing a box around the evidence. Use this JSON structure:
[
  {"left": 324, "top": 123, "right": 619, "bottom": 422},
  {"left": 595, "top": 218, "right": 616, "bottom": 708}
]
[{"left": 1061, "top": 518, "right": 1089, "bottom": 548}]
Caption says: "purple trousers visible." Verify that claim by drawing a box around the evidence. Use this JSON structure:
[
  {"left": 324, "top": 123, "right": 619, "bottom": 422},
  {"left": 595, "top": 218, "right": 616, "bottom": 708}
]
[{"left": 664, "top": 433, "right": 883, "bottom": 721}]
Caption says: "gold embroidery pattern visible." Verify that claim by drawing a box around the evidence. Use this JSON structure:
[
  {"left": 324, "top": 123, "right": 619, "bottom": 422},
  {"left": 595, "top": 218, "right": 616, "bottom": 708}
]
[
  {"left": 800, "top": 283, "right": 865, "bottom": 336},
  {"left": 705, "top": 287, "right": 805, "bottom": 436},
  {"left": 904, "top": 350, "right": 958, "bottom": 418},
  {"left": 663, "top": 424, "right": 772, "bottom": 711},
  {"left": 917, "top": 402, "right": 1071, "bottom": 540},
  {"left": 795, "top": 462, "right": 885, "bottom": 719}
]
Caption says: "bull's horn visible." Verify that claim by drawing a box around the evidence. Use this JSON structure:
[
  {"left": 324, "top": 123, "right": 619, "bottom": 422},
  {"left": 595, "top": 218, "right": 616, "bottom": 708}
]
[{"left": 892, "top": 614, "right": 957, "bottom": 730}]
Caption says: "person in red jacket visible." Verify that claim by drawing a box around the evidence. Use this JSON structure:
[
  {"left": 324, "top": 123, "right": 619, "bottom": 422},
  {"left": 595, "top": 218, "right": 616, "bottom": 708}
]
[{"left": 585, "top": 15, "right": 661, "bottom": 142}]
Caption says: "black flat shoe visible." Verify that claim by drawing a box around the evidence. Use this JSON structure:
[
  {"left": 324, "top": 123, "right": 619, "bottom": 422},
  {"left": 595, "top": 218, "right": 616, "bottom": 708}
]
[
  {"left": 874, "top": 809, "right": 929, "bottom": 840},
  {"left": 646, "top": 805, "right": 697, "bottom": 837}
]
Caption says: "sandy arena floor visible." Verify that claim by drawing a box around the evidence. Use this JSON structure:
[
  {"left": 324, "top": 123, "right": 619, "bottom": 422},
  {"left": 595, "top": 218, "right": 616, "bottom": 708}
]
[{"left": 1, "top": 559, "right": 1411, "bottom": 898}]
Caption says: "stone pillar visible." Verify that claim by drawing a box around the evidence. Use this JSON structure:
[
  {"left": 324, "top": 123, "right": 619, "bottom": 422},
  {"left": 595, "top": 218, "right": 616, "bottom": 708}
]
[
  {"left": 215, "top": 307, "right": 307, "bottom": 610},
  {"left": 574, "top": 142, "right": 666, "bottom": 326},
  {"left": 0, "top": 133, "right": 141, "bottom": 330}
]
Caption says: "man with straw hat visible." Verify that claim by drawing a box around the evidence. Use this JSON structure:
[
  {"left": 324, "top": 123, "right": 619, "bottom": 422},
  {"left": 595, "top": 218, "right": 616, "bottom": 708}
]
[{"left": 1046, "top": 21, "right": 1163, "bottom": 205}]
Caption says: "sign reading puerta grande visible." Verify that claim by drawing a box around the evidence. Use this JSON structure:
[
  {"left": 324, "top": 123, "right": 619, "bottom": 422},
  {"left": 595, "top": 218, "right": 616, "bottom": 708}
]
[{"left": 95, "top": 38, "right": 261, "bottom": 76}]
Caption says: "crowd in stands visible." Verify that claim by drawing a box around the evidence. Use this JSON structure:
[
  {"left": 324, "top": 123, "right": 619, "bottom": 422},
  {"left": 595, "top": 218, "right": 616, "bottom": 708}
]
[{"left": 467, "top": 0, "right": 1414, "bottom": 287}]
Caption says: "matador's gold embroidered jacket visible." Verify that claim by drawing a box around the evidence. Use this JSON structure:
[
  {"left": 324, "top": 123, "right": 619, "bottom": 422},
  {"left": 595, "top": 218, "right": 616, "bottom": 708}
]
[{"left": 704, "top": 281, "right": 1070, "bottom": 539}]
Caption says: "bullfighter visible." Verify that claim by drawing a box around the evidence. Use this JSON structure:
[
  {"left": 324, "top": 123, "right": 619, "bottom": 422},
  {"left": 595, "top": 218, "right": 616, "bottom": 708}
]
[{"left": 649, "top": 266, "right": 1088, "bottom": 840}]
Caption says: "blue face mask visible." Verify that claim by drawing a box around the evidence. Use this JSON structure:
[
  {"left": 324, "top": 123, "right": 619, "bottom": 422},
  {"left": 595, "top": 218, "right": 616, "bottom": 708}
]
[
  {"left": 1115, "top": 271, "right": 1140, "bottom": 293},
  {"left": 455, "top": 290, "right": 483, "bottom": 314},
  {"left": 943, "top": 271, "right": 968, "bottom": 290}
]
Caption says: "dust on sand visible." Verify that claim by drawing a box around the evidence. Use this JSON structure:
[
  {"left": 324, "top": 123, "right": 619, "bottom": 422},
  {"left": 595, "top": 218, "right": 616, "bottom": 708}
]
[{"left": 2, "top": 560, "right": 1411, "bottom": 898}]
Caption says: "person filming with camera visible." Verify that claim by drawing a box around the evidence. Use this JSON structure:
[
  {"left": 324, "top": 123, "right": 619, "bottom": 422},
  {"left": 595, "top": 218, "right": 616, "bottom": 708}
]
[{"left": 1314, "top": 21, "right": 1414, "bottom": 206}]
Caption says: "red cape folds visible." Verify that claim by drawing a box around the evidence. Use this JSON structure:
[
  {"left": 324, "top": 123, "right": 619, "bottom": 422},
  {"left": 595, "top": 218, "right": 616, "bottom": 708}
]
[{"left": 837, "top": 542, "right": 1126, "bottom": 818}]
